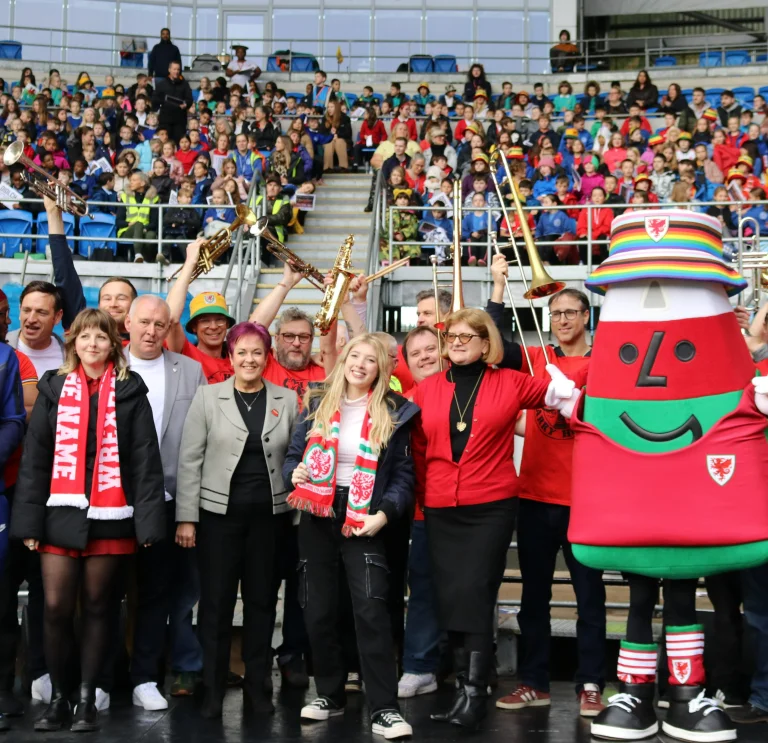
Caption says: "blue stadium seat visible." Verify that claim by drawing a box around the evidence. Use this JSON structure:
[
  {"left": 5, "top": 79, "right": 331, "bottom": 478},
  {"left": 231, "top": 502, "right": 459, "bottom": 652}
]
[
  {"left": 654, "top": 56, "right": 677, "bottom": 67},
  {"left": 759, "top": 85, "right": 768, "bottom": 100},
  {"left": 575, "top": 63, "right": 599, "bottom": 72},
  {"left": 0, "top": 41, "right": 22, "bottom": 60},
  {"left": 699, "top": 51, "right": 722, "bottom": 68},
  {"left": 725, "top": 50, "right": 751, "bottom": 66},
  {"left": 409, "top": 55, "right": 434, "bottom": 73},
  {"left": 732, "top": 86, "right": 755, "bottom": 109},
  {"left": 705, "top": 87, "right": 725, "bottom": 108},
  {"left": 291, "top": 56, "right": 316, "bottom": 73},
  {"left": 433, "top": 55, "right": 458, "bottom": 73},
  {"left": 344, "top": 93, "right": 358, "bottom": 109},
  {"left": 0, "top": 211, "right": 34, "bottom": 256},
  {"left": 680, "top": 88, "right": 694, "bottom": 100},
  {"left": 79, "top": 213, "right": 117, "bottom": 258},
  {"left": 266, "top": 56, "right": 282, "bottom": 73},
  {"left": 372, "top": 93, "right": 384, "bottom": 105},
  {"left": 36, "top": 211, "right": 75, "bottom": 252},
  {"left": 119, "top": 53, "right": 144, "bottom": 68},
  {"left": 758, "top": 53, "right": 768, "bottom": 63}
]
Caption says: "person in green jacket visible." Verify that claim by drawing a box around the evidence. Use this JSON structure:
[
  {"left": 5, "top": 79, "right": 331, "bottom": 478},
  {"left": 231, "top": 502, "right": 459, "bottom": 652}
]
[{"left": 381, "top": 190, "right": 420, "bottom": 263}]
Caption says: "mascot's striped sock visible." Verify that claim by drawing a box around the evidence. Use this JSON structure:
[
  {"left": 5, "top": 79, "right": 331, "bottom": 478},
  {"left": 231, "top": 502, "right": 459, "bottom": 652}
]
[
  {"left": 666, "top": 625, "right": 705, "bottom": 686},
  {"left": 617, "top": 641, "right": 658, "bottom": 684}
]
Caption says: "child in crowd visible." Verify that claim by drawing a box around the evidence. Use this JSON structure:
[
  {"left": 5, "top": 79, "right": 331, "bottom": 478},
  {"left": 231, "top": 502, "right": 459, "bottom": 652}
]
[
  {"left": 89, "top": 172, "right": 118, "bottom": 215},
  {"left": 150, "top": 158, "right": 174, "bottom": 203},
  {"left": 576, "top": 186, "right": 613, "bottom": 264},
  {"left": 461, "top": 191, "right": 492, "bottom": 266},
  {"left": 203, "top": 188, "right": 237, "bottom": 237},
  {"left": 535, "top": 194, "right": 576, "bottom": 261},
  {"left": 70, "top": 158, "right": 95, "bottom": 199},
  {"left": 420, "top": 198, "right": 453, "bottom": 265},
  {"left": 163, "top": 191, "right": 202, "bottom": 262},
  {"left": 381, "top": 189, "right": 419, "bottom": 263}
]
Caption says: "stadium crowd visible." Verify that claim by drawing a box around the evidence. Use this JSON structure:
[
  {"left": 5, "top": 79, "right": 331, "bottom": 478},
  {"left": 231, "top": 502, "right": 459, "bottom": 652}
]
[
  {"left": 0, "top": 27, "right": 766, "bottom": 743},
  {"left": 2, "top": 30, "right": 768, "bottom": 267}
]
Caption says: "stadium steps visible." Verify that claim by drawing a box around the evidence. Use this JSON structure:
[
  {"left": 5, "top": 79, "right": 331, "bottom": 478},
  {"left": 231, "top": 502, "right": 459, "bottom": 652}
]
[{"left": 253, "top": 172, "right": 373, "bottom": 344}]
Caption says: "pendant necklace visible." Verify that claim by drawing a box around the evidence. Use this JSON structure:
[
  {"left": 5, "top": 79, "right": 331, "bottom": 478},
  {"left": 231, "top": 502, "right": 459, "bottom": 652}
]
[
  {"left": 449, "top": 369, "right": 484, "bottom": 432},
  {"left": 236, "top": 387, "right": 262, "bottom": 412}
]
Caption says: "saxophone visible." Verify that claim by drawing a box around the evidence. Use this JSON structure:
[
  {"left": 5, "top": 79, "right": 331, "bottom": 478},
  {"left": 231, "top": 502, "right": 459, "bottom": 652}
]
[{"left": 314, "top": 234, "right": 356, "bottom": 335}]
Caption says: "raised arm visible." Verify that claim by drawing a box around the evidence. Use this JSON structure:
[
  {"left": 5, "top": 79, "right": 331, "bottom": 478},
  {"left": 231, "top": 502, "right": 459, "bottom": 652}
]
[
  {"left": 248, "top": 260, "right": 304, "bottom": 326},
  {"left": 488, "top": 253, "right": 524, "bottom": 371},
  {"left": 340, "top": 275, "right": 368, "bottom": 338},
  {"left": 165, "top": 238, "right": 204, "bottom": 353},
  {"left": 44, "top": 196, "right": 86, "bottom": 330}
]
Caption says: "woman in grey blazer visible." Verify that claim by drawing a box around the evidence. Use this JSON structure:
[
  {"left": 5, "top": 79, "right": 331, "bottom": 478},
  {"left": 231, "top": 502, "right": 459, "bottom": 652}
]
[{"left": 175, "top": 321, "right": 298, "bottom": 719}]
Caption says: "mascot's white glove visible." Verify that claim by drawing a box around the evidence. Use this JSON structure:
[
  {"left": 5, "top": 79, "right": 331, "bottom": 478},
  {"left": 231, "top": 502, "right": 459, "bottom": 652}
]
[
  {"left": 544, "top": 364, "right": 581, "bottom": 419},
  {"left": 752, "top": 375, "right": 768, "bottom": 416}
]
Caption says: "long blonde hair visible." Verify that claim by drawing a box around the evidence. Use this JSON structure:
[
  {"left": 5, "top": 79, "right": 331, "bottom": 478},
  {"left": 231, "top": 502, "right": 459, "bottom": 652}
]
[
  {"left": 303, "top": 334, "right": 396, "bottom": 449},
  {"left": 59, "top": 308, "right": 128, "bottom": 380}
]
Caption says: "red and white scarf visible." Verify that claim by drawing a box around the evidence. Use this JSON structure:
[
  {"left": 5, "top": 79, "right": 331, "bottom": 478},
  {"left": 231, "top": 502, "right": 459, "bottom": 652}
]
[
  {"left": 48, "top": 363, "right": 132, "bottom": 521},
  {"left": 287, "top": 405, "right": 379, "bottom": 537}
]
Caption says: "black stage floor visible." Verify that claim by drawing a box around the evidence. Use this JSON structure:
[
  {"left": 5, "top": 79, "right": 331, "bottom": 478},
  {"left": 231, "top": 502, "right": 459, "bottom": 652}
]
[{"left": 4, "top": 679, "right": 766, "bottom": 742}]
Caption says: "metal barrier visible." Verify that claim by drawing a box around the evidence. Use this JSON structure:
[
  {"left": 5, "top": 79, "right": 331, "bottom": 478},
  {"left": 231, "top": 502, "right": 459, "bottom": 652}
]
[{"left": 2, "top": 24, "right": 768, "bottom": 77}]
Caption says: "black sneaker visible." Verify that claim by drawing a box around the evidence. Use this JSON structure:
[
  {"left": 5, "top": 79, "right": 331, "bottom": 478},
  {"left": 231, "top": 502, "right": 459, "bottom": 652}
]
[
  {"left": 279, "top": 656, "right": 309, "bottom": 689},
  {"left": 227, "top": 671, "right": 243, "bottom": 687},
  {"left": 345, "top": 672, "right": 362, "bottom": 693},
  {"left": 727, "top": 704, "right": 768, "bottom": 724},
  {"left": 371, "top": 709, "right": 412, "bottom": 740},
  {"left": 662, "top": 687, "right": 736, "bottom": 742},
  {"left": 300, "top": 697, "right": 345, "bottom": 721},
  {"left": 591, "top": 683, "right": 659, "bottom": 740}
]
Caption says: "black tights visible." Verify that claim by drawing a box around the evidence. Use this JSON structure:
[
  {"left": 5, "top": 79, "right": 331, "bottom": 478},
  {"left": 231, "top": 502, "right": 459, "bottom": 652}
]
[
  {"left": 626, "top": 574, "right": 698, "bottom": 645},
  {"left": 41, "top": 553, "right": 122, "bottom": 692}
]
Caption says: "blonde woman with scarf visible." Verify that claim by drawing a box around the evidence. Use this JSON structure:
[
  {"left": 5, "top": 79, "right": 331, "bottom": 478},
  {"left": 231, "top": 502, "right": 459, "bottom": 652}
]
[
  {"left": 283, "top": 334, "right": 418, "bottom": 741},
  {"left": 11, "top": 309, "right": 165, "bottom": 733}
]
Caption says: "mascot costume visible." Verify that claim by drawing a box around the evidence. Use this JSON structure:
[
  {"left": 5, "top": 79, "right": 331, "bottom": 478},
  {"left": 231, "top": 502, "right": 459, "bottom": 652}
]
[{"left": 568, "top": 210, "right": 768, "bottom": 742}]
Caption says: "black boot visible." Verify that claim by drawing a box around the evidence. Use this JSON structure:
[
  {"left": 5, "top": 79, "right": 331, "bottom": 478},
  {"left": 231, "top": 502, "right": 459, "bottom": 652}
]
[
  {"left": 363, "top": 173, "right": 376, "bottom": 212},
  {"left": 661, "top": 685, "right": 736, "bottom": 742},
  {"left": 243, "top": 680, "right": 275, "bottom": 715},
  {"left": 431, "top": 648, "right": 467, "bottom": 723},
  {"left": 34, "top": 685, "right": 71, "bottom": 732},
  {"left": 591, "top": 682, "right": 658, "bottom": 740},
  {"left": 449, "top": 651, "right": 490, "bottom": 730},
  {"left": 70, "top": 683, "right": 99, "bottom": 732}
]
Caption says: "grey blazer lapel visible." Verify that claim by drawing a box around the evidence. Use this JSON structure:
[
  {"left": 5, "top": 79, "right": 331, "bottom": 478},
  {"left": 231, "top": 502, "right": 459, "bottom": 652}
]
[
  {"left": 219, "top": 378, "right": 248, "bottom": 432},
  {"left": 262, "top": 381, "right": 286, "bottom": 437},
  {"left": 161, "top": 350, "right": 181, "bottom": 441}
]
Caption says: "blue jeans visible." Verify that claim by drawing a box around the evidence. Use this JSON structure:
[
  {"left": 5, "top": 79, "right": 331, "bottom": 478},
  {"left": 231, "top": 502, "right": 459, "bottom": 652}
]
[
  {"left": 402, "top": 520, "right": 442, "bottom": 675},
  {"left": 517, "top": 498, "right": 606, "bottom": 693},
  {"left": 742, "top": 561, "right": 768, "bottom": 711}
]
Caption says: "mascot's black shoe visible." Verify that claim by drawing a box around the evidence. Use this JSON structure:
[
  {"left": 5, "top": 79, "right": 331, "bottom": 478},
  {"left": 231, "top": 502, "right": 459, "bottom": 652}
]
[
  {"left": 661, "top": 686, "right": 737, "bottom": 742},
  {"left": 591, "top": 683, "right": 659, "bottom": 740}
]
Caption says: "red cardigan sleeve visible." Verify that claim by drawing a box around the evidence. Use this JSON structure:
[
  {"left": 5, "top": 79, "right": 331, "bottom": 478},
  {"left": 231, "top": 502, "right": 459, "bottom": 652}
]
[{"left": 514, "top": 370, "right": 551, "bottom": 411}]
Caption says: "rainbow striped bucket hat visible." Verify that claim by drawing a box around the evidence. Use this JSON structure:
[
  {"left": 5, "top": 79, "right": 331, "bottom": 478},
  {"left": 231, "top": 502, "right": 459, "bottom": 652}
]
[{"left": 585, "top": 210, "right": 747, "bottom": 297}]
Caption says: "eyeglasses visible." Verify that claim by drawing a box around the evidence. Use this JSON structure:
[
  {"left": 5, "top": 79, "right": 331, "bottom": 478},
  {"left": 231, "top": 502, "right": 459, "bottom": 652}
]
[
  {"left": 442, "top": 332, "right": 482, "bottom": 345},
  {"left": 279, "top": 332, "right": 312, "bottom": 344},
  {"left": 550, "top": 309, "right": 582, "bottom": 322}
]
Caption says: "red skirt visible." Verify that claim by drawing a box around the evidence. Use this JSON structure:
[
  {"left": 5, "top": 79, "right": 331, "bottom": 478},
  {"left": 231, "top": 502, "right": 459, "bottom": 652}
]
[{"left": 39, "top": 538, "right": 137, "bottom": 558}]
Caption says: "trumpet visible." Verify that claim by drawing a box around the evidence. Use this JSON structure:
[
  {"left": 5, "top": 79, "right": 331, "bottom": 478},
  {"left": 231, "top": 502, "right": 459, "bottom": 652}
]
[
  {"left": 166, "top": 204, "right": 257, "bottom": 283},
  {"left": 3, "top": 141, "right": 91, "bottom": 219},
  {"left": 251, "top": 216, "right": 326, "bottom": 290},
  {"left": 488, "top": 150, "right": 566, "bottom": 369},
  {"left": 737, "top": 215, "right": 767, "bottom": 311}
]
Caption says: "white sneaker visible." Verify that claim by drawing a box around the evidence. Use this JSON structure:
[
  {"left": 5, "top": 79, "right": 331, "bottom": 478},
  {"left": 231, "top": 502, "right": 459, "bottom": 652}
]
[
  {"left": 31, "top": 673, "right": 52, "bottom": 703},
  {"left": 132, "top": 682, "right": 169, "bottom": 711},
  {"left": 397, "top": 672, "right": 437, "bottom": 698},
  {"left": 95, "top": 688, "right": 110, "bottom": 711},
  {"left": 134, "top": 254, "right": 144, "bottom": 263}
]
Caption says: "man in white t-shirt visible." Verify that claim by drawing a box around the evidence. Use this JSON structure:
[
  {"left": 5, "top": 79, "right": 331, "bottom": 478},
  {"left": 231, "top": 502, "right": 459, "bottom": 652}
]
[
  {"left": 123, "top": 293, "right": 207, "bottom": 711},
  {"left": 225, "top": 45, "right": 259, "bottom": 91},
  {"left": 7, "top": 281, "right": 65, "bottom": 378}
]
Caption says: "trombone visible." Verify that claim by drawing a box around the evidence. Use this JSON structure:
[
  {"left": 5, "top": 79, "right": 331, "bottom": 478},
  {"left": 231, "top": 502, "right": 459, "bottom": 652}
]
[
  {"left": 488, "top": 149, "right": 566, "bottom": 369},
  {"left": 3, "top": 140, "right": 91, "bottom": 219},
  {"left": 431, "top": 180, "right": 466, "bottom": 369},
  {"left": 737, "top": 215, "right": 767, "bottom": 312}
]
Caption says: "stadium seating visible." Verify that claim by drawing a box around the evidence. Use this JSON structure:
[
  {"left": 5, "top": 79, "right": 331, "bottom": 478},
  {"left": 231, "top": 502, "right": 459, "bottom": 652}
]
[
  {"left": 699, "top": 51, "right": 722, "bottom": 68},
  {"left": 0, "top": 211, "right": 34, "bottom": 256},
  {"left": 36, "top": 212, "right": 76, "bottom": 252},
  {"left": 725, "top": 49, "right": 751, "bottom": 66},
  {"left": 78, "top": 213, "right": 117, "bottom": 258},
  {"left": 732, "top": 86, "right": 755, "bottom": 109},
  {"left": 654, "top": 56, "right": 677, "bottom": 67},
  {"left": 433, "top": 55, "right": 458, "bottom": 73}
]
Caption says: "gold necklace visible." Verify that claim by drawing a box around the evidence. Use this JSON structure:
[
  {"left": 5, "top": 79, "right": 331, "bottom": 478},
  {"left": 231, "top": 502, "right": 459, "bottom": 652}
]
[{"left": 449, "top": 369, "right": 484, "bottom": 432}]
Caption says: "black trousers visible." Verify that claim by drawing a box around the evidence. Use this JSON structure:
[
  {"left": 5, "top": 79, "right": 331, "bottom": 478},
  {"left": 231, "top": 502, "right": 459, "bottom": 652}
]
[
  {"left": 272, "top": 521, "right": 309, "bottom": 664},
  {"left": 298, "top": 500, "right": 400, "bottom": 714},
  {"left": 197, "top": 506, "right": 284, "bottom": 698},
  {"left": 706, "top": 571, "right": 747, "bottom": 694},
  {"left": 626, "top": 575, "right": 698, "bottom": 645},
  {"left": 131, "top": 500, "right": 201, "bottom": 686},
  {"left": 517, "top": 498, "right": 606, "bottom": 692},
  {"left": 0, "top": 490, "right": 46, "bottom": 690}
]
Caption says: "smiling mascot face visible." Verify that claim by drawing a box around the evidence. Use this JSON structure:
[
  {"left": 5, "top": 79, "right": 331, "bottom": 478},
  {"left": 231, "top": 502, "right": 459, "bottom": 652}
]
[{"left": 567, "top": 210, "right": 768, "bottom": 578}]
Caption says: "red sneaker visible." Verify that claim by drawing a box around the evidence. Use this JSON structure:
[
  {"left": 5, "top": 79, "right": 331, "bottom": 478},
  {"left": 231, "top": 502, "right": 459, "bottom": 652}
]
[
  {"left": 496, "top": 684, "right": 551, "bottom": 710},
  {"left": 579, "top": 683, "right": 606, "bottom": 717}
]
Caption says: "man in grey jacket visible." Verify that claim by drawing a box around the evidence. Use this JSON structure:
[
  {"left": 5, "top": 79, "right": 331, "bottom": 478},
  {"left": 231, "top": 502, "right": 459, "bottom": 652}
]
[{"left": 123, "top": 294, "right": 207, "bottom": 710}]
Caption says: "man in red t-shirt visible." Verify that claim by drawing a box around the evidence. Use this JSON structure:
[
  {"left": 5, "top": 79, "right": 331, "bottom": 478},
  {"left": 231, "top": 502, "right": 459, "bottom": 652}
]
[{"left": 487, "top": 254, "right": 607, "bottom": 718}]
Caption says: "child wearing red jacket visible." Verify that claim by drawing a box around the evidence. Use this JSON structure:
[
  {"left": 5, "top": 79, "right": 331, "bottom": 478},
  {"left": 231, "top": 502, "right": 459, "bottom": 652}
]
[
  {"left": 354, "top": 112, "right": 388, "bottom": 170},
  {"left": 577, "top": 186, "right": 613, "bottom": 265}
]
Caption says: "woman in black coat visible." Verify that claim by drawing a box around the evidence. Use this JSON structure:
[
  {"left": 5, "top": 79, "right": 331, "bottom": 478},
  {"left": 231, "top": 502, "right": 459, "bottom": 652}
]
[
  {"left": 283, "top": 334, "right": 417, "bottom": 740},
  {"left": 627, "top": 70, "right": 659, "bottom": 110},
  {"left": 11, "top": 308, "right": 165, "bottom": 733},
  {"left": 463, "top": 63, "right": 493, "bottom": 103}
]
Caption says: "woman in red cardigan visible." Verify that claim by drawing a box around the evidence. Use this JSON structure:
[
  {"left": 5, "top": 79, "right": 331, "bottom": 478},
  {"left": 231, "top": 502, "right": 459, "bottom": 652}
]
[
  {"left": 412, "top": 308, "right": 579, "bottom": 731},
  {"left": 354, "top": 108, "right": 388, "bottom": 171}
]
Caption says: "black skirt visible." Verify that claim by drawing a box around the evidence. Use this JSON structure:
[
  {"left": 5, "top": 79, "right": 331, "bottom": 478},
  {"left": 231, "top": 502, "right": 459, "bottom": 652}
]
[{"left": 423, "top": 498, "right": 517, "bottom": 633}]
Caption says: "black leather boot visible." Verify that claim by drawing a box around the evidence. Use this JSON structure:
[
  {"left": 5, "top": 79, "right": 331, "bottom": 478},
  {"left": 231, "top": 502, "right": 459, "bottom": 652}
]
[
  {"left": 34, "top": 685, "right": 71, "bottom": 732},
  {"left": 449, "top": 651, "right": 490, "bottom": 730},
  {"left": 430, "top": 648, "right": 467, "bottom": 723},
  {"left": 70, "top": 683, "right": 99, "bottom": 732}
]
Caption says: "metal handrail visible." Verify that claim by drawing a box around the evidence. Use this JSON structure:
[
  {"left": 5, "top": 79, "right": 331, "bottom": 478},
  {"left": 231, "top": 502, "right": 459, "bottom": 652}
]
[{"left": 364, "top": 169, "right": 385, "bottom": 332}]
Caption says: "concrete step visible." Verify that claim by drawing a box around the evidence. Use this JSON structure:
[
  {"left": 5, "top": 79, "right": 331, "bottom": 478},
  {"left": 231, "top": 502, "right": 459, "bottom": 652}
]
[
  {"left": 313, "top": 200, "right": 369, "bottom": 212},
  {"left": 321, "top": 176, "right": 372, "bottom": 186},
  {"left": 298, "top": 226, "right": 372, "bottom": 236}
]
